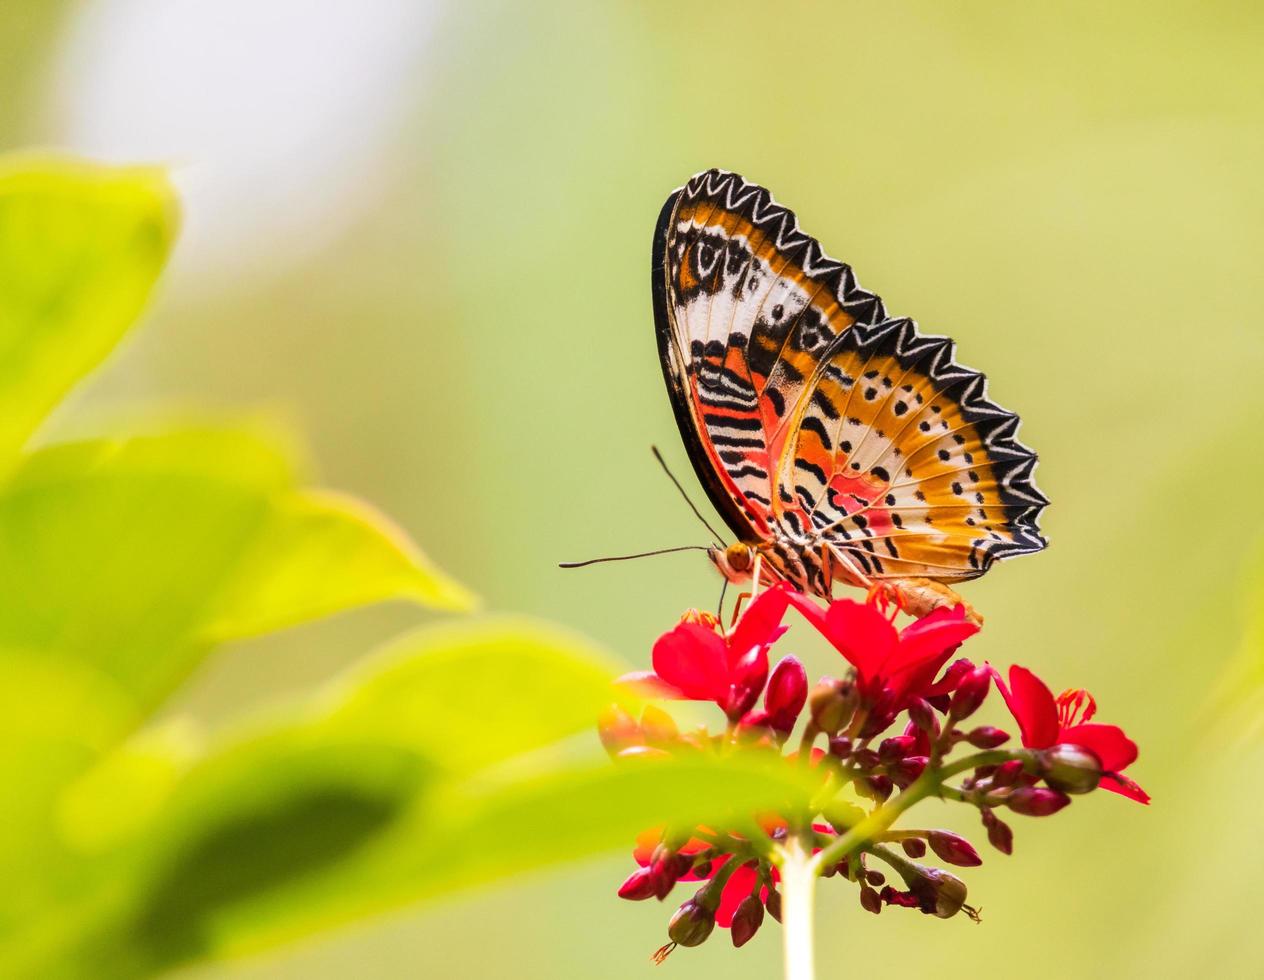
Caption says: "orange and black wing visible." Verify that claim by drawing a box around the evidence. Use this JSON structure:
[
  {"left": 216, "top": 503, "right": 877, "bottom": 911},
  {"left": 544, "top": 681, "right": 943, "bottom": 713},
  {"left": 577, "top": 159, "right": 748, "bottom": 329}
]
[{"left": 652, "top": 169, "right": 884, "bottom": 544}]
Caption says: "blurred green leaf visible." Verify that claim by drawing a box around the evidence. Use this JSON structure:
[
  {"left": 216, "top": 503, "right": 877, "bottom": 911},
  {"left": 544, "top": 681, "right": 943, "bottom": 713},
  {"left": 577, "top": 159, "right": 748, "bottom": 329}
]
[
  {"left": 327, "top": 617, "right": 625, "bottom": 772},
  {"left": 0, "top": 427, "right": 292, "bottom": 732},
  {"left": 0, "top": 156, "right": 176, "bottom": 473},
  {"left": 32, "top": 620, "right": 811, "bottom": 977},
  {"left": 203, "top": 489, "right": 476, "bottom": 643}
]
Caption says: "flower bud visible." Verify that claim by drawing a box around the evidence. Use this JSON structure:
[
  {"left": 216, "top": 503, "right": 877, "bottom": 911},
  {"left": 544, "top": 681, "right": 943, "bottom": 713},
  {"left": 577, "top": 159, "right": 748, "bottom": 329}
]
[
  {"left": 927, "top": 830, "right": 982, "bottom": 867},
  {"left": 981, "top": 808, "right": 1014, "bottom": 854},
  {"left": 668, "top": 899, "right": 715, "bottom": 947},
  {"left": 900, "top": 837, "right": 927, "bottom": 859},
  {"left": 1036, "top": 743, "right": 1102, "bottom": 795},
  {"left": 598, "top": 704, "right": 641, "bottom": 756},
  {"left": 1006, "top": 786, "right": 1071, "bottom": 817},
  {"left": 891, "top": 755, "right": 928, "bottom": 788},
  {"left": 809, "top": 677, "right": 854, "bottom": 734},
  {"left": 853, "top": 748, "right": 881, "bottom": 769},
  {"left": 950, "top": 664, "right": 991, "bottom": 719},
  {"left": 907, "top": 697, "right": 937, "bottom": 733},
  {"left": 640, "top": 705, "right": 679, "bottom": 747},
  {"left": 765, "top": 656, "right": 808, "bottom": 734},
  {"left": 726, "top": 647, "right": 767, "bottom": 718},
  {"left": 730, "top": 893, "right": 765, "bottom": 947},
  {"left": 991, "top": 759, "right": 1025, "bottom": 787},
  {"left": 865, "top": 870, "right": 886, "bottom": 886},
  {"left": 737, "top": 708, "right": 773, "bottom": 737},
  {"left": 617, "top": 867, "right": 658, "bottom": 900},
  {"left": 859, "top": 774, "right": 893, "bottom": 802},
  {"left": 649, "top": 847, "right": 691, "bottom": 898},
  {"left": 878, "top": 734, "right": 916, "bottom": 764},
  {"left": 859, "top": 885, "right": 882, "bottom": 914},
  {"left": 764, "top": 887, "right": 782, "bottom": 922},
  {"left": 828, "top": 735, "right": 853, "bottom": 759},
  {"left": 908, "top": 866, "right": 969, "bottom": 919},
  {"left": 966, "top": 725, "right": 1010, "bottom": 749}
]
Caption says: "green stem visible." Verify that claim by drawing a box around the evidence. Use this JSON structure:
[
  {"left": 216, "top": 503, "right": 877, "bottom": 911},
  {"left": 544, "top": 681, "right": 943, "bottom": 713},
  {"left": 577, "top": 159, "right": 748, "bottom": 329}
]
[
  {"left": 809, "top": 749, "right": 1014, "bottom": 874},
  {"left": 778, "top": 837, "right": 816, "bottom": 980}
]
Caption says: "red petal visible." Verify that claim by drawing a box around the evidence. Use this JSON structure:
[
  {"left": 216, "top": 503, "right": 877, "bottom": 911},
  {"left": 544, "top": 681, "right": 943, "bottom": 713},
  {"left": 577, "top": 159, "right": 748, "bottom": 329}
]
[
  {"left": 998, "top": 665, "right": 1060, "bottom": 748},
  {"left": 1061, "top": 723, "right": 1138, "bottom": 773},
  {"left": 652, "top": 623, "right": 730, "bottom": 701},
  {"left": 892, "top": 608, "right": 978, "bottom": 674},
  {"left": 715, "top": 861, "right": 759, "bottom": 928},
  {"left": 792, "top": 597, "right": 896, "bottom": 683},
  {"left": 728, "top": 583, "right": 792, "bottom": 669},
  {"left": 1100, "top": 772, "right": 1151, "bottom": 804}
]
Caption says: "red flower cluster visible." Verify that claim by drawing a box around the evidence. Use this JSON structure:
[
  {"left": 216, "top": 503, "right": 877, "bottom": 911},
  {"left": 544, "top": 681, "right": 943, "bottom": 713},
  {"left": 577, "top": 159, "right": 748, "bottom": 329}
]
[{"left": 605, "top": 584, "right": 1147, "bottom": 955}]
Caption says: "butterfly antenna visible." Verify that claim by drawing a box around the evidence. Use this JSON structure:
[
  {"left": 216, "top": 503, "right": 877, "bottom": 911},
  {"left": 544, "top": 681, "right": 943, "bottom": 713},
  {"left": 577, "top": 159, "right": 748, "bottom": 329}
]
[
  {"left": 559, "top": 545, "right": 711, "bottom": 569},
  {"left": 651, "top": 446, "right": 725, "bottom": 546}
]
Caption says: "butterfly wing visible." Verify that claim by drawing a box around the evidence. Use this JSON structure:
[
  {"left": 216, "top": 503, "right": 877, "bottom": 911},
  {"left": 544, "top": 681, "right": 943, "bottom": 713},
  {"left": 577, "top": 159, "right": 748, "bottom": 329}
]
[
  {"left": 776, "top": 318, "right": 1048, "bottom": 581},
  {"left": 652, "top": 169, "right": 885, "bottom": 543}
]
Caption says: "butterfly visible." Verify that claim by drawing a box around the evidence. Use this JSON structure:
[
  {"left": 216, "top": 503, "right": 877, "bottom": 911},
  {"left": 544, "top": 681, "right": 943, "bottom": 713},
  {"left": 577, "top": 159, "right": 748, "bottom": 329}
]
[{"left": 652, "top": 169, "right": 1047, "bottom": 622}]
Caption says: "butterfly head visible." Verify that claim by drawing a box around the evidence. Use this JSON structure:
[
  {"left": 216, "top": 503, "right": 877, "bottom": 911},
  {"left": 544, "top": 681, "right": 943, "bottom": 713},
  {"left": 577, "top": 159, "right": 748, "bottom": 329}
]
[{"left": 708, "top": 542, "right": 757, "bottom": 583}]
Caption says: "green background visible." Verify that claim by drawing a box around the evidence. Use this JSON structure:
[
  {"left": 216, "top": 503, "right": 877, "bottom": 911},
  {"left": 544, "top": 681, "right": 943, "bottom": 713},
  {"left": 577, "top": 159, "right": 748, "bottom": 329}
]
[{"left": 5, "top": 1, "right": 1263, "bottom": 977}]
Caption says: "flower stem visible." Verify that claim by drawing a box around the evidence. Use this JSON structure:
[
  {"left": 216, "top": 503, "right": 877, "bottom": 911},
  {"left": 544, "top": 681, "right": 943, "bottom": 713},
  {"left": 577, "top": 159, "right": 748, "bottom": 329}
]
[
  {"left": 809, "top": 749, "right": 1015, "bottom": 873},
  {"left": 778, "top": 837, "right": 817, "bottom": 980}
]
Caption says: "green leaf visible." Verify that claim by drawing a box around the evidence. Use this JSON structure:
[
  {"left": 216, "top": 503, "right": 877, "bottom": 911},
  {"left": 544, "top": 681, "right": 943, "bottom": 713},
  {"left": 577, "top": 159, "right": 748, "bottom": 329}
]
[
  {"left": 35, "top": 620, "right": 813, "bottom": 977},
  {"left": 0, "top": 427, "right": 293, "bottom": 732},
  {"left": 327, "top": 617, "right": 627, "bottom": 772},
  {"left": 203, "top": 489, "right": 475, "bottom": 642},
  {"left": 0, "top": 156, "right": 177, "bottom": 473}
]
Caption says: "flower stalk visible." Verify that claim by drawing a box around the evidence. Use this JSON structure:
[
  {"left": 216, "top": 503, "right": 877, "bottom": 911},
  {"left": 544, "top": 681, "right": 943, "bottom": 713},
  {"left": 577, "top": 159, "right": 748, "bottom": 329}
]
[{"left": 778, "top": 837, "right": 816, "bottom": 980}]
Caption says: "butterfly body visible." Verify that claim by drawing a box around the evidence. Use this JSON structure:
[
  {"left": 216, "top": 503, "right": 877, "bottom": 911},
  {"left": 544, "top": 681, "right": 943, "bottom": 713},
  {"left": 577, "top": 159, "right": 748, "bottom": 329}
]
[{"left": 654, "top": 170, "right": 1047, "bottom": 617}]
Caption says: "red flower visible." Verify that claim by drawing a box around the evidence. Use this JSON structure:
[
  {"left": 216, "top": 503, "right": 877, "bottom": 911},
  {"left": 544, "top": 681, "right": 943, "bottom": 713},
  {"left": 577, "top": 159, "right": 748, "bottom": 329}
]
[
  {"left": 637, "top": 585, "right": 793, "bottom": 718},
  {"left": 787, "top": 594, "right": 979, "bottom": 706},
  {"left": 627, "top": 829, "right": 777, "bottom": 929},
  {"left": 994, "top": 665, "right": 1148, "bottom": 804}
]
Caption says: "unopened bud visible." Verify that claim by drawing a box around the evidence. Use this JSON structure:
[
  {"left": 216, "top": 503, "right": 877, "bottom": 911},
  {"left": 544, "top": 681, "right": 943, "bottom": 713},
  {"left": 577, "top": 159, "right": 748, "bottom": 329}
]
[
  {"left": 1036, "top": 743, "right": 1102, "bottom": 795},
  {"left": 764, "top": 887, "right": 782, "bottom": 922},
  {"left": 828, "top": 735, "right": 853, "bottom": 759},
  {"left": 950, "top": 664, "right": 991, "bottom": 719},
  {"left": 730, "top": 894, "right": 765, "bottom": 947},
  {"left": 726, "top": 647, "right": 767, "bottom": 718},
  {"left": 1007, "top": 786, "right": 1071, "bottom": 817},
  {"left": 981, "top": 808, "right": 1014, "bottom": 854},
  {"left": 809, "top": 677, "right": 854, "bottom": 734},
  {"left": 991, "top": 759, "right": 1025, "bottom": 787},
  {"left": 927, "top": 830, "right": 982, "bottom": 867},
  {"left": 853, "top": 748, "right": 881, "bottom": 769},
  {"left": 640, "top": 705, "right": 679, "bottom": 747},
  {"left": 891, "top": 755, "right": 928, "bottom": 788},
  {"left": 598, "top": 704, "right": 641, "bottom": 756},
  {"left": 668, "top": 899, "right": 715, "bottom": 947},
  {"left": 878, "top": 734, "right": 916, "bottom": 764},
  {"left": 617, "top": 867, "right": 658, "bottom": 900},
  {"left": 907, "top": 697, "right": 937, "bottom": 733},
  {"left": 901, "top": 837, "right": 927, "bottom": 858},
  {"left": 865, "top": 870, "right": 885, "bottom": 886},
  {"left": 859, "top": 774, "right": 893, "bottom": 802},
  {"left": 908, "top": 866, "right": 969, "bottom": 919},
  {"left": 966, "top": 725, "right": 1010, "bottom": 749},
  {"left": 859, "top": 886, "right": 882, "bottom": 914},
  {"left": 765, "top": 656, "right": 808, "bottom": 734}
]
